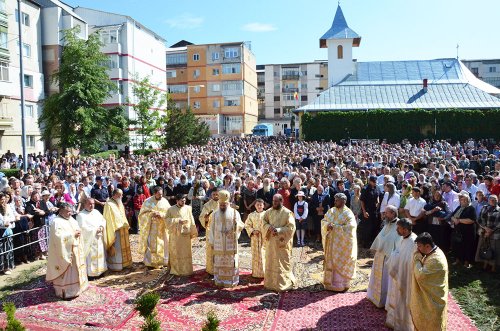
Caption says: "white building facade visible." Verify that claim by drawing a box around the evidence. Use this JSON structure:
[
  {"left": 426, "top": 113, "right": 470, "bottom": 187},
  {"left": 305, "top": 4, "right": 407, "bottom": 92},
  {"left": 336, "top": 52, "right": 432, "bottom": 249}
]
[
  {"left": 0, "top": 0, "right": 44, "bottom": 155},
  {"left": 74, "top": 7, "right": 167, "bottom": 148}
]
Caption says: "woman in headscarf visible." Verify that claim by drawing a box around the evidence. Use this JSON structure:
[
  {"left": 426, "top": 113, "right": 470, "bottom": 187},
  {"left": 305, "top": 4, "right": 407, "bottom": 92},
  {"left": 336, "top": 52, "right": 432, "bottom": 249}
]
[{"left": 450, "top": 191, "right": 476, "bottom": 268}]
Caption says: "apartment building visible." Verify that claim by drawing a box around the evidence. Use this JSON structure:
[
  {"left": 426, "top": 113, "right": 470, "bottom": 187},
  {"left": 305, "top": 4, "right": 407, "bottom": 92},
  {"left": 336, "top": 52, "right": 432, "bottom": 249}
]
[
  {"left": 167, "top": 41, "right": 258, "bottom": 135},
  {"left": 0, "top": 0, "right": 44, "bottom": 154},
  {"left": 74, "top": 7, "right": 167, "bottom": 147},
  {"left": 257, "top": 61, "right": 328, "bottom": 134},
  {"left": 462, "top": 59, "right": 500, "bottom": 90}
]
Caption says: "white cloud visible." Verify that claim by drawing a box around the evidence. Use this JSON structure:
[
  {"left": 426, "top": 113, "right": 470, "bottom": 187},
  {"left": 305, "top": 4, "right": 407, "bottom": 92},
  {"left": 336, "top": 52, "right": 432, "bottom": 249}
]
[
  {"left": 165, "top": 14, "right": 204, "bottom": 29},
  {"left": 241, "top": 22, "right": 277, "bottom": 32}
]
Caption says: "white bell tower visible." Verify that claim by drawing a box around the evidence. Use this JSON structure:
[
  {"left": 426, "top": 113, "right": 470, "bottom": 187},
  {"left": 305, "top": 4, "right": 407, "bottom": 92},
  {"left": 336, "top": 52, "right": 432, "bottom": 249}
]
[{"left": 320, "top": 4, "right": 361, "bottom": 86}]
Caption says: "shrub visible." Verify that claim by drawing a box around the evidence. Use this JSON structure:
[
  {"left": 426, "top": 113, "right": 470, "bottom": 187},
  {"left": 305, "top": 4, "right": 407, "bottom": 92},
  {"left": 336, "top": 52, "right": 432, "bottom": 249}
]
[
  {"left": 201, "top": 311, "right": 219, "bottom": 331},
  {"left": 0, "top": 169, "right": 21, "bottom": 179},
  {"left": 1, "top": 302, "right": 25, "bottom": 331},
  {"left": 134, "top": 292, "right": 161, "bottom": 331}
]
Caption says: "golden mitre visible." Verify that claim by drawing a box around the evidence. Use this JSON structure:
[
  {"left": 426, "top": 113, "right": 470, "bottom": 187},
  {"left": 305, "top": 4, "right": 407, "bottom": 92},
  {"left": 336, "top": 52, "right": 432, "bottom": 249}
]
[{"left": 218, "top": 190, "right": 230, "bottom": 203}]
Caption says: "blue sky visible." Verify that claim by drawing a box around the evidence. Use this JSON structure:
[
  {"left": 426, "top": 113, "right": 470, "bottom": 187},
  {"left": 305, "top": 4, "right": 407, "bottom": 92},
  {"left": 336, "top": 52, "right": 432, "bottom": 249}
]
[{"left": 65, "top": 0, "right": 500, "bottom": 65}]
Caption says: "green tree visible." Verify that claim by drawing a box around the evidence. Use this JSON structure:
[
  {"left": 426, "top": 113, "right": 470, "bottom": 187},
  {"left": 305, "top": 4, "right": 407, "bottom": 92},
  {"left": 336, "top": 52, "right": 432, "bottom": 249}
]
[
  {"left": 162, "top": 101, "right": 210, "bottom": 148},
  {"left": 39, "top": 27, "right": 128, "bottom": 154},
  {"left": 129, "top": 75, "right": 167, "bottom": 150}
]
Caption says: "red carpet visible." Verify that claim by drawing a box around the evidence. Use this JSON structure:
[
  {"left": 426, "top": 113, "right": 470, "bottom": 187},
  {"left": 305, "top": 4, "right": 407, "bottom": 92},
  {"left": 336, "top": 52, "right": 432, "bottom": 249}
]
[
  {"left": 0, "top": 278, "right": 137, "bottom": 330},
  {"left": 270, "top": 291, "right": 477, "bottom": 331},
  {"left": 121, "top": 268, "right": 279, "bottom": 331}
]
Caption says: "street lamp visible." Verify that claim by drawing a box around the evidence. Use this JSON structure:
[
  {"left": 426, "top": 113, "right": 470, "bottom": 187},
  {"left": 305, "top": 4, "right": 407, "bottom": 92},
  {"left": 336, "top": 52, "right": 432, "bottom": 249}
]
[{"left": 187, "top": 84, "right": 205, "bottom": 110}]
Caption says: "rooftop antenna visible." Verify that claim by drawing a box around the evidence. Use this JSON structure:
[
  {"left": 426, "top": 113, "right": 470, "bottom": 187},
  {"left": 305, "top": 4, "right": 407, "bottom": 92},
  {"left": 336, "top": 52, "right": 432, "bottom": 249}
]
[{"left": 456, "top": 44, "right": 459, "bottom": 59}]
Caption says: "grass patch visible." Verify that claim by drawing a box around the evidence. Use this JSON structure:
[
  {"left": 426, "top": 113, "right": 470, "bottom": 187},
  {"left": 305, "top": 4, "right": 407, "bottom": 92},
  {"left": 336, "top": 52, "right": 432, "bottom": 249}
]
[
  {"left": 0, "top": 264, "right": 45, "bottom": 301},
  {"left": 449, "top": 264, "right": 500, "bottom": 331}
]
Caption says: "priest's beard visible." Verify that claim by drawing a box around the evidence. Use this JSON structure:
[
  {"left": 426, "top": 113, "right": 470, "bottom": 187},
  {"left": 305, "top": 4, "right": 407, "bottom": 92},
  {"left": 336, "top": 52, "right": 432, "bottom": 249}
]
[
  {"left": 263, "top": 184, "right": 271, "bottom": 193},
  {"left": 113, "top": 198, "right": 123, "bottom": 207}
]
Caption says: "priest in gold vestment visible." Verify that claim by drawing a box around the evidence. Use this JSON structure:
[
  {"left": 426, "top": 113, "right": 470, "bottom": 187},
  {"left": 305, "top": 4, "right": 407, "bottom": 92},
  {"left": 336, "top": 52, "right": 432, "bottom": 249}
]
[
  {"left": 367, "top": 205, "right": 401, "bottom": 308},
  {"left": 321, "top": 193, "right": 357, "bottom": 292},
  {"left": 245, "top": 198, "right": 266, "bottom": 278},
  {"left": 46, "top": 203, "right": 88, "bottom": 299},
  {"left": 199, "top": 190, "right": 219, "bottom": 275},
  {"left": 262, "top": 194, "right": 296, "bottom": 292},
  {"left": 410, "top": 232, "right": 448, "bottom": 331},
  {"left": 208, "top": 190, "right": 244, "bottom": 287},
  {"left": 103, "top": 189, "right": 132, "bottom": 271},
  {"left": 138, "top": 186, "right": 170, "bottom": 268},
  {"left": 76, "top": 198, "right": 107, "bottom": 277},
  {"left": 385, "top": 218, "right": 416, "bottom": 331},
  {"left": 165, "top": 194, "right": 198, "bottom": 276}
]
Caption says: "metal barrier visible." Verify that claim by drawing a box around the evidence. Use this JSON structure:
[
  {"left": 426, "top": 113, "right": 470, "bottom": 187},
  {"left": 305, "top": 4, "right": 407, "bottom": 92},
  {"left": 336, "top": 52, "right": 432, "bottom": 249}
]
[{"left": 0, "top": 224, "right": 49, "bottom": 257}]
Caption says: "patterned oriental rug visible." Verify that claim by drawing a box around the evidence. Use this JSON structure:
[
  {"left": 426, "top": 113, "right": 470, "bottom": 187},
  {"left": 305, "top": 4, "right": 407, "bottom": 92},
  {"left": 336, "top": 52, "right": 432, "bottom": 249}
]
[
  {"left": 121, "top": 267, "right": 279, "bottom": 331},
  {"left": 0, "top": 278, "right": 137, "bottom": 330},
  {"left": 271, "top": 291, "right": 477, "bottom": 331}
]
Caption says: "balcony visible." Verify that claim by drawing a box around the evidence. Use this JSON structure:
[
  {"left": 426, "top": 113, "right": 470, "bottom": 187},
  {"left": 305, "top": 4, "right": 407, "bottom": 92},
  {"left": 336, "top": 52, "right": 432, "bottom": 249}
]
[
  {"left": 101, "top": 42, "right": 121, "bottom": 55},
  {"left": 282, "top": 74, "right": 300, "bottom": 80},
  {"left": 0, "top": 116, "right": 13, "bottom": 128},
  {"left": 282, "top": 87, "right": 299, "bottom": 93}
]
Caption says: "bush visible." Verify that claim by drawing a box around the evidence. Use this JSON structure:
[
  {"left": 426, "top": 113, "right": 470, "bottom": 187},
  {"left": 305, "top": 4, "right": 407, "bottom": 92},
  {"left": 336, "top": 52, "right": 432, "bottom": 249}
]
[
  {"left": 134, "top": 292, "right": 161, "bottom": 331},
  {"left": 133, "top": 149, "right": 157, "bottom": 156},
  {"left": 201, "top": 311, "right": 219, "bottom": 331},
  {"left": 1, "top": 302, "right": 25, "bottom": 331},
  {"left": 301, "top": 108, "right": 500, "bottom": 142},
  {"left": 0, "top": 169, "right": 21, "bottom": 179},
  {"left": 86, "top": 150, "right": 119, "bottom": 159}
]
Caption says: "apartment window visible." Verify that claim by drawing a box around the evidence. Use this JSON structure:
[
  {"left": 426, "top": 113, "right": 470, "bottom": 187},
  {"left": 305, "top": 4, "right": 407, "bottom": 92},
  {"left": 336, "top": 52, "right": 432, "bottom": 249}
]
[
  {"left": 489, "top": 67, "right": 497, "bottom": 73},
  {"left": 274, "top": 83, "right": 280, "bottom": 90},
  {"left": 213, "top": 100, "right": 220, "bottom": 108},
  {"left": 274, "top": 72, "right": 279, "bottom": 77},
  {"left": 15, "top": 10, "right": 30, "bottom": 26},
  {"left": 99, "top": 29, "right": 119, "bottom": 44},
  {"left": 274, "top": 108, "right": 281, "bottom": 115},
  {"left": 283, "top": 94, "right": 295, "bottom": 101},
  {"left": 23, "top": 74, "right": 33, "bottom": 88},
  {"left": 101, "top": 54, "right": 120, "bottom": 69},
  {"left": 166, "top": 70, "right": 176, "bottom": 78},
  {"left": 0, "top": 28, "right": 7, "bottom": 49},
  {"left": 193, "top": 85, "right": 201, "bottom": 93},
  {"left": 212, "top": 84, "right": 221, "bottom": 92},
  {"left": 301, "top": 83, "right": 307, "bottom": 89},
  {"left": 168, "top": 84, "right": 187, "bottom": 94},
  {"left": 0, "top": 0, "right": 6, "bottom": 12},
  {"left": 222, "top": 63, "right": 241, "bottom": 74},
  {"left": 301, "top": 70, "right": 307, "bottom": 76},
  {"left": 224, "top": 47, "right": 239, "bottom": 58},
  {"left": 25, "top": 104, "right": 34, "bottom": 117},
  {"left": 337, "top": 45, "right": 343, "bottom": 59},
  {"left": 222, "top": 81, "right": 242, "bottom": 91},
  {"left": 193, "top": 69, "right": 200, "bottom": 78},
  {"left": 212, "top": 52, "right": 219, "bottom": 60},
  {"left": 224, "top": 97, "right": 240, "bottom": 106},
  {"left": 0, "top": 61, "right": 8, "bottom": 81},
  {"left": 167, "top": 53, "right": 187, "bottom": 65},
  {"left": 27, "top": 135, "right": 35, "bottom": 148},
  {"left": 274, "top": 96, "right": 280, "bottom": 101},
  {"left": 471, "top": 67, "right": 479, "bottom": 75},
  {"left": 212, "top": 68, "right": 220, "bottom": 76},
  {"left": 193, "top": 101, "right": 201, "bottom": 109},
  {"left": 17, "top": 42, "right": 31, "bottom": 57},
  {"left": 301, "top": 95, "right": 308, "bottom": 101},
  {"left": 193, "top": 53, "right": 200, "bottom": 61}
]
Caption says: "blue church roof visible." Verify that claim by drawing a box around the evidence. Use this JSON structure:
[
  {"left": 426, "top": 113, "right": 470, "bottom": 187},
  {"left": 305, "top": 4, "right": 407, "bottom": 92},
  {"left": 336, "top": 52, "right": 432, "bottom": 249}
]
[
  {"left": 297, "top": 58, "right": 500, "bottom": 112},
  {"left": 320, "top": 5, "right": 361, "bottom": 48}
]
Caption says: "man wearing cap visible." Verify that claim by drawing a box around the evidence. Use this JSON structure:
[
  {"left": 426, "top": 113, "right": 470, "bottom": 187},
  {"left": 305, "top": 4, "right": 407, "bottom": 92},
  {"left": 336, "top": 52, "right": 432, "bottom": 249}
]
[
  {"left": 404, "top": 187, "right": 427, "bottom": 235},
  {"left": 367, "top": 205, "right": 400, "bottom": 308},
  {"left": 321, "top": 193, "right": 357, "bottom": 292},
  {"left": 359, "top": 176, "right": 381, "bottom": 248},
  {"left": 46, "top": 203, "right": 88, "bottom": 299},
  {"left": 91, "top": 176, "right": 109, "bottom": 214},
  {"left": 199, "top": 189, "right": 220, "bottom": 275},
  {"left": 76, "top": 198, "right": 108, "bottom": 277},
  {"left": 103, "top": 189, "right": 132, "bottom": 271},
  {"left": 262, "top": 194, "right": 296, "bottom": 292},
  {"left": 208, "top": 190, "right": 244, "bottom": 287},
  {"left": 165, "top": 194, "right": 197, "bottom": 276},
  {"left": 385, "top": 218, "right": 417, "bottom": 331},
  {"left": 138, "top": 186, "right": 171, "bottom": 269}
]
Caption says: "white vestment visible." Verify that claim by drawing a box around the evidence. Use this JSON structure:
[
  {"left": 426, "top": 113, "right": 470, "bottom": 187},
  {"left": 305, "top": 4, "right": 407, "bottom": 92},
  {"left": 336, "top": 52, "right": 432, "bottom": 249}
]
[
  {"left": 367, "top": 219, "right": 400, "bottom": 308},
  {"left": 385, "top": 233, "right": 417, "bottom": 331},
  {"left": 76, "top": 209, "right": 108, "bottom": 277}
]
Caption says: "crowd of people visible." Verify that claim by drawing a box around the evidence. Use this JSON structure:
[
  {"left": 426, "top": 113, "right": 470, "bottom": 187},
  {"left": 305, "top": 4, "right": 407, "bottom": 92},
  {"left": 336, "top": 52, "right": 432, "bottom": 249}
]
[{"left": 0, "top": 136, "right": 499, "bottom": 329}]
